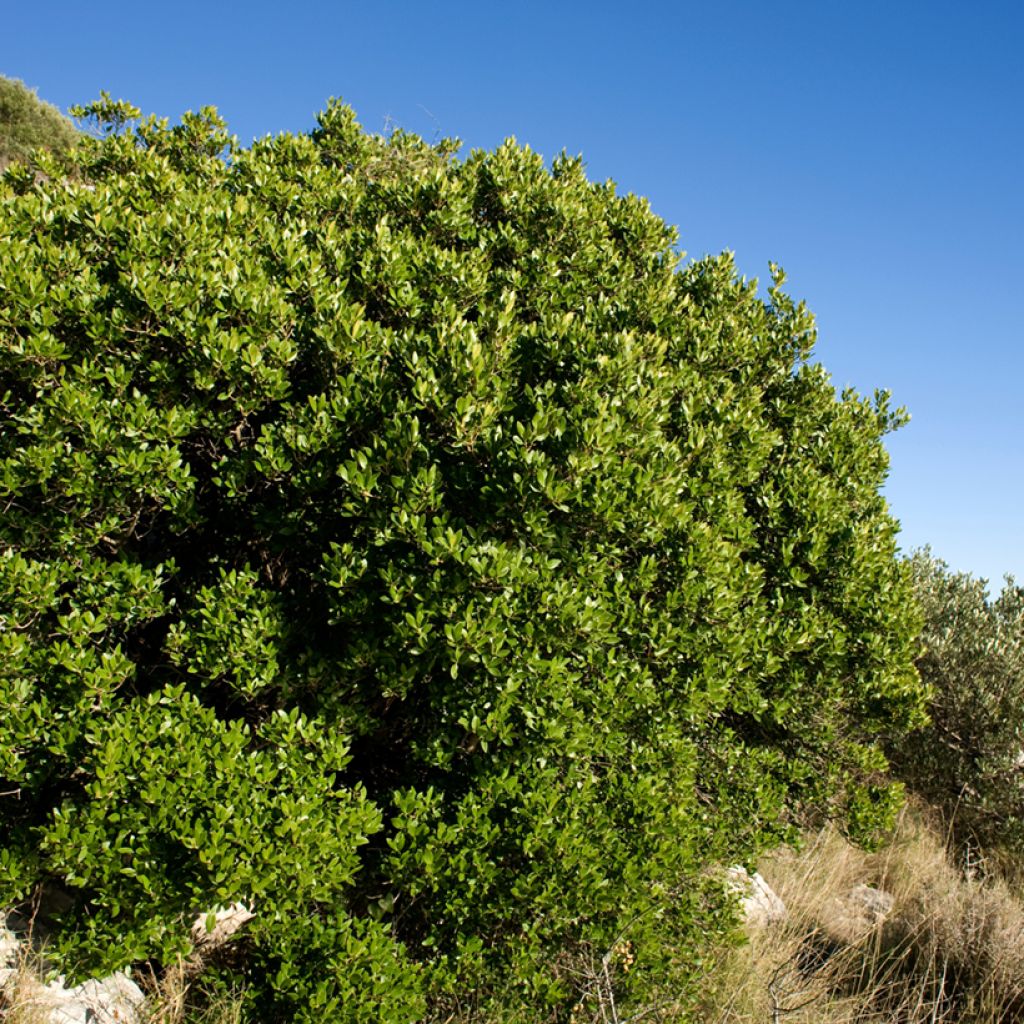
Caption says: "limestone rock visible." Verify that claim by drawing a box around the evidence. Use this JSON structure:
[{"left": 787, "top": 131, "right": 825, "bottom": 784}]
[
  {"left": 3, "top": 970, "right": 144, "bottom": 1024},
  {"left": 0, "top": 917, "right": 21, "bottom": 998},
  {"left": 821, "top": 883, "right": 895, "bottom": 944},
  {"left": 726, "top": 866, "right": 787, "bottom": 927},
  {"left": 70, "top": 972, "right": 146, "bottom": 1023},
  {"left": 0, "top": 911, "right": 144, "bottom": 1024},
  {"left": 848, "top": 883, "right": 894, "bottom": 922},
  {"left": 0, "top": 920, "right": 17, "bottom": 967},
  {"left": 191, "top": 900, "right": 254, "bottom": 950}
]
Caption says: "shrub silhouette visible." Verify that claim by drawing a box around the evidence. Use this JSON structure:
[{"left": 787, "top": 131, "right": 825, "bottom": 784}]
[{"left": 0, "top": 97, "right": 925, "bottom": 1020}]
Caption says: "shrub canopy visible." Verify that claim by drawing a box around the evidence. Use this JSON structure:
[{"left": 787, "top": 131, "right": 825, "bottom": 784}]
[
  {"left": 0, "top": 97, "right": 925, "bottom": 1020},
  {"left": 0, "top": 76, "right": 81, "bottom": 171}
]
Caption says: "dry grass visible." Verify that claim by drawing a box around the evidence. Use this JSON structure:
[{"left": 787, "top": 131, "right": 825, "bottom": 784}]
[
  {"left": 697, "top": 801, "right": 1024, "bottom": 1023},
  {"left": 137, "top": 958, "right": 244, "bottom": 1024}
]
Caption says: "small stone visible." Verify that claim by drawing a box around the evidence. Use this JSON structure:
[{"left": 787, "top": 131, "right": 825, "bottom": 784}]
[
  {"left": 848, "top": 884, "right": 894, "bottom": 922},
  {"left": 191, "top": 900, "right": 255, "bottom": 950},
  {"left": 1, "top": 920, "right": 19, "bottom": 968},
  {"left": 820, "top": 884, "right": 895, "bottom": 945},
  {"left": 726, "top": 866, "right": 787, "bottom": 927}
]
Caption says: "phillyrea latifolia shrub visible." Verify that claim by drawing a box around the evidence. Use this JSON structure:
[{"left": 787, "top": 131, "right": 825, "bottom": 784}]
[{"left": 0, "top": 96, "right": 925, "bottom": 1020}]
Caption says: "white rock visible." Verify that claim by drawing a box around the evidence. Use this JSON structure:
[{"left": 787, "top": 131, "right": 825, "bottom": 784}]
[
  {"left": 820, "top": 884, "right": 895, "bottom": 944},
  {"left": 2, "top": 974, "right": 84, "bottom": 1024},
  {"left": 1, "top": 907, "right": 144, "bottom": 1022},
  {"left": 0, "top": 921, "right": 18, "bottom": 958},
  {"left": 726, "top": 866, "right": 787, "bottom": 927},
  {"left": 42, "top": 979, "right": 90, "bottom": 1024},
  {"left": 848, "top": 884, "right": 894, "bottom": 922},
  {"left": 1, "top": 918, "right": 21, "bottom": 999},
  {"left": 191, "top": 900, "right": 254, "bottom": 950},
  {"left": 69, "top": 972, "right": 146, "bottom": 1024},
  {"left": 1, "top": 920, "right": 19, "bottom": 968},
  {"left": 0, "top": 960, "right": 143, "bottom": 1024}
]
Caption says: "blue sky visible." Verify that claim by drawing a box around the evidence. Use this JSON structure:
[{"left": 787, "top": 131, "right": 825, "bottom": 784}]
[{"left": 5, "top": 1, "right": 1022, "bottom": 586}]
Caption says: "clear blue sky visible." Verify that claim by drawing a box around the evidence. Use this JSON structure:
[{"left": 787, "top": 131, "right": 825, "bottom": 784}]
[{"left": 6, "top": 0, "right": 1022, "bottom": 586}]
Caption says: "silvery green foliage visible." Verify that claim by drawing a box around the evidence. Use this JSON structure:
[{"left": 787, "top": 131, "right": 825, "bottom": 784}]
[
  {"left": 0, "top": 77, "right": 81, "bottom": 171},
  {"left": 0, "top": 97, "right": 924, "bottom": 1020},
  {"left": 895, "top": 550, "right": 1024, "bottom": 854}
]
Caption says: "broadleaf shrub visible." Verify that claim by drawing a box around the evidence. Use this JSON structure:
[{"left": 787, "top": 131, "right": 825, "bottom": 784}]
[
  {"left": 0, "top": 96, "right": 925, "bottom": 1019},
  {"left": 892, "top": 550, "right": 1024, "bottom": 857}
]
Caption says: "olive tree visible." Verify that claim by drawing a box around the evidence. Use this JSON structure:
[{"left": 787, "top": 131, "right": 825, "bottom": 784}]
[
  {"left": 893, "top": 550, "right": 1024, "bottom": 860},
  {"left": 0, "top": 76, "right": 80, "bottom": 171}
]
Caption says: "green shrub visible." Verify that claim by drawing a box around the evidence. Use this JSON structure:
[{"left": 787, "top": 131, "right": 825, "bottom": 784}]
[
  {"left": 0, "top": 96, "right": 925, "bottom": 1020},
  {"left": 0, "top": 77, "right": 81, "bottom": 171},
  {"left": 893, "top": 550, "right": 1024, "bottom": 858}
]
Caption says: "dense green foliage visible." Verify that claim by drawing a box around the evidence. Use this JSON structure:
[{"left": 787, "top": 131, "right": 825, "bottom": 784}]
[
  {"left": 0, "top": 76, "right": 81, "bottom": 171},
  {"left": 893, "top": 551, "right": 1024, "bottom": 858},
  {"left": 0, "top": 96, "right": 925, "bottom": 1020}
]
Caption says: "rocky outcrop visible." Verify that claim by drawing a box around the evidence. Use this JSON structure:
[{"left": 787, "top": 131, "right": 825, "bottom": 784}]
[
  {"left": 1, "top": 897, "right": 254, "bottom": 1023},
  {"left": 1, "top": 966, "right": 145, "bottom": 1024}
]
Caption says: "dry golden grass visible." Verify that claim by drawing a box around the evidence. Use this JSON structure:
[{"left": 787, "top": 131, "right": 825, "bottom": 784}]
[
  {"left": 137, "top": 953, "right": 246, "bottom": 1024},
  {"left": 697, "top": 801, "right": 1024, "bottom": 1023}
]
